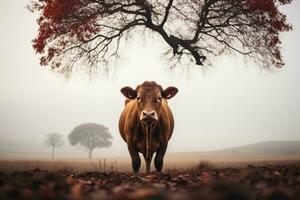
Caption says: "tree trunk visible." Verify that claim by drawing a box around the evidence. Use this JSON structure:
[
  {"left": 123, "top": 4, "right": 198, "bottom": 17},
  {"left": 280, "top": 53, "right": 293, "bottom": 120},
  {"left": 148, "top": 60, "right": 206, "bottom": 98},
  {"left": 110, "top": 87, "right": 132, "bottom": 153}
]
[
  {"left": 52, "top": 145, "right": 55, "bottom": 160},
  {"left": 88, "top": 149, "right": 93, "bottom": 159}
]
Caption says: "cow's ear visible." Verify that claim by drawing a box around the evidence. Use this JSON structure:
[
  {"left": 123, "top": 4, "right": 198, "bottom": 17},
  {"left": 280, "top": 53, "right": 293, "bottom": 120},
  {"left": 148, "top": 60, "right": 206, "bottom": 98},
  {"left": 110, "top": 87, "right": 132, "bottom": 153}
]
[
  {"left": 162, "top": 87, "right": 178, "bottom": 99},
  {"left": 121, "top": 86, "right": 137, "bottom": 99}
]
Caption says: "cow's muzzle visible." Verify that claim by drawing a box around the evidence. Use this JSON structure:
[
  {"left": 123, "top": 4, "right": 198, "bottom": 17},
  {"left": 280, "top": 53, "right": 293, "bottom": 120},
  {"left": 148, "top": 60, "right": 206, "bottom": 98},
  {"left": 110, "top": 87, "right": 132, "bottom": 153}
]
[{"left": 140, "top": 110, "right": 158, "bottom": 123}]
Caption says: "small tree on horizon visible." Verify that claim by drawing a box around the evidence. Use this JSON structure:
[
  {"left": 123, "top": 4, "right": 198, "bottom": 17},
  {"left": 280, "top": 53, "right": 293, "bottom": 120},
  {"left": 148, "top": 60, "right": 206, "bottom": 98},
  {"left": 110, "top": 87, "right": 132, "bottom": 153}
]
[
  {"left": 68, "top": 123, "right": 113, "bottom": 159},
  {"left": 44, "top": 133, "right": 64, "bottom": 160}
]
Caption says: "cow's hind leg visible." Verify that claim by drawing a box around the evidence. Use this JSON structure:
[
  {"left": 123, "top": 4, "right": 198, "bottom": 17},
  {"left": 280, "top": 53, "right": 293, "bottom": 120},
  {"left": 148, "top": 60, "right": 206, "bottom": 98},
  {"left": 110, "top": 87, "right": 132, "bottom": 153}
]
[
  {"left": 144, "top": 154, "right": 153, "bottom": 173},
  {"left": 128, "top": 143, "right": 141, "bottom": 173},
  {"left": 154, "top": 142, "right": 168, "bottom": 172}
]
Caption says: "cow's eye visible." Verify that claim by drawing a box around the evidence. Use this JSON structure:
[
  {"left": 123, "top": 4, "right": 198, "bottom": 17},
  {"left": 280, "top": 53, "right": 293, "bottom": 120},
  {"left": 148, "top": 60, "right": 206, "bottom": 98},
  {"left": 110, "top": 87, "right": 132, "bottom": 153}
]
[
  {"left": 157, "top": 97, "right": 162, "bottom": 102},
  {"left": 137, "top": 96, "right": 141, "bottom": 102}
]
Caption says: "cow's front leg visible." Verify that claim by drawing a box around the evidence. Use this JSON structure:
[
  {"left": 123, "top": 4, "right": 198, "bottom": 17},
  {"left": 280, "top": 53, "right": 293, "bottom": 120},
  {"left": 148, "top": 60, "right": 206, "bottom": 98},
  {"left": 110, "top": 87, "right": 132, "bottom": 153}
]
[
  {"left": 154, "top": 142, "right": 168, "bottom": 172},
  {"left": 127, "top": 142, "right": 141, "bottom": 173}
]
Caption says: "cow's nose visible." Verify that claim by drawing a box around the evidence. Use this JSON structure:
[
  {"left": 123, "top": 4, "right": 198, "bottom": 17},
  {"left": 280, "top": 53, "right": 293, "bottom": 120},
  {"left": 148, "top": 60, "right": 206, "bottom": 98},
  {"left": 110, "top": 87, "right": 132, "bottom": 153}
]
[
  {"left": 141, "top": 110, "right": 158, "bottom": 121},
  {"left": 142, "top": 110, "right": 155, "bottom": 117}
]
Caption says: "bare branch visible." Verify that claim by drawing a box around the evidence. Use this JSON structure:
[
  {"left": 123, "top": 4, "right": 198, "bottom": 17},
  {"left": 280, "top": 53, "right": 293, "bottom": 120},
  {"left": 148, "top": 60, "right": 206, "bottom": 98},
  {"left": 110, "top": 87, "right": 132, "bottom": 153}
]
[
  {"left": 160, "top": 0, "right": 174, "bottom": 27},
  {"left": 30, "top": 0, "right": 293, "bottom": 75}
]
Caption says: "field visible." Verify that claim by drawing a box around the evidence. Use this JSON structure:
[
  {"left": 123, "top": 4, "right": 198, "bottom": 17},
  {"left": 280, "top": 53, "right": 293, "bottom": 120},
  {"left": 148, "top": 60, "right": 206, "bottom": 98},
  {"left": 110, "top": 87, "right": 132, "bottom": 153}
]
[
  {"left": 1, "top": 151, "right": 300, "bottom": 172},
  {"left": 0, "top": 152, "right": 300, "bottom": 200}
]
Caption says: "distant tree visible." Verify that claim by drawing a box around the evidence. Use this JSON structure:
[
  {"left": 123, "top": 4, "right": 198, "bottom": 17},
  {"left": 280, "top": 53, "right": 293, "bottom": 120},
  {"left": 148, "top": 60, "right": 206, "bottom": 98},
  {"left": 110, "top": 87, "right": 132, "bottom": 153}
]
[
  {"left": 28, "top": 0, "right": 293, "bottom": 75},
  {"left": 68, "top": 123, "right": 112, "bottom": 159},
  {"left": 44, "top": 133, "right": 64, "bottom": 160}
]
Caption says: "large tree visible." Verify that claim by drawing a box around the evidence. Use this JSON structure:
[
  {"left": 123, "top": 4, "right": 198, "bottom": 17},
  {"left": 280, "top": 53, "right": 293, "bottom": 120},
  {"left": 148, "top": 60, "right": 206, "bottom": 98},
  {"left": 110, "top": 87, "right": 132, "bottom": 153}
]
[
  {"left": 44, "top": 133, "right": 64, "bottom": 160},
  {"left": 29, "top": 0, "right": 292, "bottom": 75},
  {"left": 68, "top": 123, "right": 112, "bottom": 159}
]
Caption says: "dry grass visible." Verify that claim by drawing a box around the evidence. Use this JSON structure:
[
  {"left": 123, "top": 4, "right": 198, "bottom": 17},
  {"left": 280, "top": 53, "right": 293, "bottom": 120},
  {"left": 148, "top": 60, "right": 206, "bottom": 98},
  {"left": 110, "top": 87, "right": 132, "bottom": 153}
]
[{"left": 0, "top": 151, "right": 299, "bottom": 173}]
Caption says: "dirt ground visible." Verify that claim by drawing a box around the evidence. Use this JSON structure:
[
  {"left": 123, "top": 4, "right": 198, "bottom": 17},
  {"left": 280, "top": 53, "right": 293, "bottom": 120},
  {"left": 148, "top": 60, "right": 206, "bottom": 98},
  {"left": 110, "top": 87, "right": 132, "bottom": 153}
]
[{"left": 0, "top": 160, "right": 299, "bottom": 200}]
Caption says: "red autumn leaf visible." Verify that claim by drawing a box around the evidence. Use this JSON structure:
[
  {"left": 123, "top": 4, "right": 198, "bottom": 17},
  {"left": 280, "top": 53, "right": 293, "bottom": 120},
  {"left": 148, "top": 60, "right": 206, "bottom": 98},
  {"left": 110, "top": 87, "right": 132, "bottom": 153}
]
[{"left": 29, "top": 0, "right": 293, "bottom": 75}]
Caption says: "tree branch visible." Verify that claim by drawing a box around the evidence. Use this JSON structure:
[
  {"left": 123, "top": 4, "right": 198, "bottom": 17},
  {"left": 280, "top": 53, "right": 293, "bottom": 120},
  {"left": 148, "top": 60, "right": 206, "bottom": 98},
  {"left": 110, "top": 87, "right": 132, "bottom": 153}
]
[{"left": 160, "top": 0, "right": 173, "bottom": 27}]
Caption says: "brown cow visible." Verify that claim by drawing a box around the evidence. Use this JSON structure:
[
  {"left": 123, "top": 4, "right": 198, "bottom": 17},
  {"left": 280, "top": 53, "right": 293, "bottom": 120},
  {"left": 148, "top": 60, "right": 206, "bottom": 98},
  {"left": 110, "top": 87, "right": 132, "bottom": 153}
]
[{"left": 119, "top": 81, "right": 178, "bottom": 173}]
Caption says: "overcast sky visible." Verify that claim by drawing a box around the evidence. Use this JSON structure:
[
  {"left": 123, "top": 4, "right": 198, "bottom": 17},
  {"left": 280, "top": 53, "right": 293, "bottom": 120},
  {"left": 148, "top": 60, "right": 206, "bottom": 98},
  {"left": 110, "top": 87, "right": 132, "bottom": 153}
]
[{"left": 0, "top": 1, "right": 299, "bottom": 158}]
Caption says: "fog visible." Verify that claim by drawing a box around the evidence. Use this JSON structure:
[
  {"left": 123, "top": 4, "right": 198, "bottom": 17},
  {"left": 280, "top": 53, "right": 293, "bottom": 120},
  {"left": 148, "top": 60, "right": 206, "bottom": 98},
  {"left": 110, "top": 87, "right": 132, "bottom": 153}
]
[{"left": 0, "top": 1, "right": 299, "bottom": 159}]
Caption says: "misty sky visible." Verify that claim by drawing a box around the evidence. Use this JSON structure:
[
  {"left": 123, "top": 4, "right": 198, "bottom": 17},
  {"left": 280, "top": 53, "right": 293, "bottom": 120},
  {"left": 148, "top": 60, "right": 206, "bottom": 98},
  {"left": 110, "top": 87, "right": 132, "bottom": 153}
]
[{"left": 0, "top": 1, "right": 299, "bottom": 158}]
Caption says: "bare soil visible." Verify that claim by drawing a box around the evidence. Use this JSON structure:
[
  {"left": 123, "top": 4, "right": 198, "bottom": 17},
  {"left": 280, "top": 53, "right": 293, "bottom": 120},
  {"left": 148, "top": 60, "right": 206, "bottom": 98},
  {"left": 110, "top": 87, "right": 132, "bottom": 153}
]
[{"left": 0, "top": 161, "right": 299, "bottom": 200}]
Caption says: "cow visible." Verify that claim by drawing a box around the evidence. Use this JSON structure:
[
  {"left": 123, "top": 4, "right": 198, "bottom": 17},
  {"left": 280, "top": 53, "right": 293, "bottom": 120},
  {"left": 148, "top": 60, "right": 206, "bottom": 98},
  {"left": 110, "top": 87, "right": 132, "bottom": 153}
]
[{"left": 119, "top": 81, "right": 178, "bottom": 173}]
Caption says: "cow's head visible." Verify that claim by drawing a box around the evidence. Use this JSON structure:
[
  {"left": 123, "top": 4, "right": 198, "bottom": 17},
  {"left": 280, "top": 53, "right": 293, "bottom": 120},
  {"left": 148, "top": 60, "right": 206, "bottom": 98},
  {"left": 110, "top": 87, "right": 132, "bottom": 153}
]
[{"left": 121, "top": 81, "right": 178, "bottom": 125}]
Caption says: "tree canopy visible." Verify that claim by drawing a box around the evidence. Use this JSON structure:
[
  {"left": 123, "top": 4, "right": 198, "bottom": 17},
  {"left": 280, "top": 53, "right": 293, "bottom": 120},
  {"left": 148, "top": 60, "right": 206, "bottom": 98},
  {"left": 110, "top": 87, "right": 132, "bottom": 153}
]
[
  {"left": 45, "top": 132, "right": 64, "bottom": 147},
  {"left": 29, "top": 0, "right": 293, "bottom": 75},
  {"left": 44, "top": 132, "right": 64, "bottom": 159},
  {"left": 68, "top": 123, "right": 112, "bottom": 158}
]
